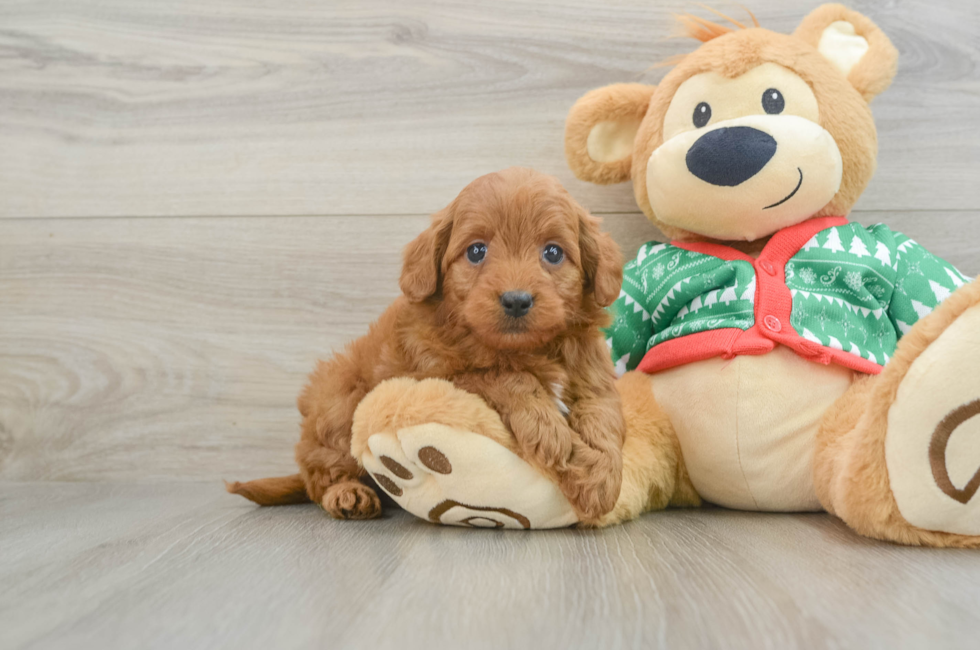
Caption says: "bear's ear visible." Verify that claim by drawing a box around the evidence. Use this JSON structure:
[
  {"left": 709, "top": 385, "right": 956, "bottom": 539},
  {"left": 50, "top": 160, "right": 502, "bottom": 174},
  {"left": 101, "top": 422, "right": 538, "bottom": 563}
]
[
  {"left": 794, "top": 4, "right": 898, "bottom": 102},
  {"left": 565, "top": 83, "right": 656, "bottom": 185}
]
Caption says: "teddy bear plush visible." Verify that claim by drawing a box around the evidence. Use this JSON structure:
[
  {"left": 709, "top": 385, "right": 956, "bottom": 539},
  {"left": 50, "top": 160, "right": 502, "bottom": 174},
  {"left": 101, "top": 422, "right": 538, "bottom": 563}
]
[
  {"left": 349, "top": 4, "right": 980, "bottom": 545},
  {"left": 560, "top": 3, "right": 980, "bottom": 546}
]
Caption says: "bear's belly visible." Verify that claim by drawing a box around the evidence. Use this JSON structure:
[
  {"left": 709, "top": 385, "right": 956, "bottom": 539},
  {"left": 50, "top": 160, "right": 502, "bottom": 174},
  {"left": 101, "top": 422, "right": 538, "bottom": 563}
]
[{"left": 649, "top": 346, "right": 857, "bottom": 511}]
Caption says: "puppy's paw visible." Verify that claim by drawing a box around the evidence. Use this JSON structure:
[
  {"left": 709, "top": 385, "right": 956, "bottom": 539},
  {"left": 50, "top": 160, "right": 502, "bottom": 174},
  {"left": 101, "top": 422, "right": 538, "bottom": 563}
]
[
  {"left": 507, "top": 417, "right": 575, "bottom": 474},
  {"left": 560, "top": 447, "right": 623, "bottom": 524},
  {"left": 360, "top": 423, "right": 578, "bottom": 529},
  {"left": 322, "top": 481, "right": 382, "bottom": 520}
]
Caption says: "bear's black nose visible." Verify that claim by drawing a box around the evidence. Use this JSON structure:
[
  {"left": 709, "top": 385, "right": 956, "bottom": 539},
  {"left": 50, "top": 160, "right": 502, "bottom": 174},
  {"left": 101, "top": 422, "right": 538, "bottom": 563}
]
[
  {"left": 685, "top": 126, "right": 777, "bottom": 186},
  {"left": 500, "top": 291, "right": 533, "bottom": 318}
]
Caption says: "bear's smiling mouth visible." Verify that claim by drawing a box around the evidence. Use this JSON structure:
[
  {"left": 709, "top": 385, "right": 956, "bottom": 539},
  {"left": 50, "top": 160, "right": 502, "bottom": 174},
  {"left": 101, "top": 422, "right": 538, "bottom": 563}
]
[{"left": 763, "top": 167, "right": 804, "bottom": 209}]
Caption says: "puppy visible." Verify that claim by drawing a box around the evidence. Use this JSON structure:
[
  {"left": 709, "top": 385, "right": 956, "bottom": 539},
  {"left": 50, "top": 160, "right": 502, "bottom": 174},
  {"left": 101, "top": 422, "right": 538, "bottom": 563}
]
[{"left": 228, "top": 168, "right": 625, "bottom": 523}]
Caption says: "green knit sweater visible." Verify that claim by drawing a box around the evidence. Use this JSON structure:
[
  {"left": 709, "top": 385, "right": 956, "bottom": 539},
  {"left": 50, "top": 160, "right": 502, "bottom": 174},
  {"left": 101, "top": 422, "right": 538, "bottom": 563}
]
[{"left": 605, "top": 217, "right": 970, "bottom": 375}]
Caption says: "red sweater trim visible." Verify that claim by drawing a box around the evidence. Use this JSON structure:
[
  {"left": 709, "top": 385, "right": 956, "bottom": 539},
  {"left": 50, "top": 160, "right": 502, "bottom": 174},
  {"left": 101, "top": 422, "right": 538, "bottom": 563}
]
[{"left": 640, "top": 217, "right": 884, "bottom": 376}]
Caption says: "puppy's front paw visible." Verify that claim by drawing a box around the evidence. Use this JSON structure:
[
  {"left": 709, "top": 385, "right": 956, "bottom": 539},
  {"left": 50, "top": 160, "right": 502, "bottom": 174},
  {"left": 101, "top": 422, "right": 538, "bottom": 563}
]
[
  {"left": 322, "top": 481, "right": 382, "bottom": 520},
  {"left": 560, "top": 447, "right": 622, "bottom": 525},
  {"left": 514, "top": 423, "right": 574, "bottom": 472}
]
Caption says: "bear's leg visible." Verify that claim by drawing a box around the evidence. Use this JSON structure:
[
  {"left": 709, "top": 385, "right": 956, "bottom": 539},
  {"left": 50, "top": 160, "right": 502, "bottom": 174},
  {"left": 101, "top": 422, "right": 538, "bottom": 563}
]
[
  {"left": 350, "top": 377, "right": 579, "bottom": 529},
  {"left": 815, "top": 280, "right": 980, "bottom": 547},
  {"left": 596, "top": 371, "right": 701, "bottom": 527}
]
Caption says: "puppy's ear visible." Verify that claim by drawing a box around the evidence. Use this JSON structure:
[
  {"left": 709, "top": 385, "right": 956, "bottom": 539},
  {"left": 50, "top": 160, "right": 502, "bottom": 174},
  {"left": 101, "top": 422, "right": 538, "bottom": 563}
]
[
  {"left": 565, "top": 83, "right": 656, "bottom": 185},
  {"left": 577, "top": 209, "right": 623, "bottom": 308},
  {"left": 794, "top": 4, "right": 898, "bottom": 102},
  {"left": 400, "top": 206, "right": 454, "bottom": 302}
]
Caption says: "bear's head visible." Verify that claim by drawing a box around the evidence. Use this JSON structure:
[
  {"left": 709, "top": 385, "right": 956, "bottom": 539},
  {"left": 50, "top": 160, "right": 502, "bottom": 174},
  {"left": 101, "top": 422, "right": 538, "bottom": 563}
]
[{"left": 565, "top": 4, "right": 898, "bottom": 243}]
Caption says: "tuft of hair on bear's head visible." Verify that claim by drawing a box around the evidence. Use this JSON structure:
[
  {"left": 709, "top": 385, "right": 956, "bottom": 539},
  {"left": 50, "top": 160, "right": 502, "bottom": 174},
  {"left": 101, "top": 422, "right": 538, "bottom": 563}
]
[
  {"left": 673, "top": 4, "right": 759, "bottom": 43},
  {"left": 654, "top": 5, "right": 760, "bottom": 69}
]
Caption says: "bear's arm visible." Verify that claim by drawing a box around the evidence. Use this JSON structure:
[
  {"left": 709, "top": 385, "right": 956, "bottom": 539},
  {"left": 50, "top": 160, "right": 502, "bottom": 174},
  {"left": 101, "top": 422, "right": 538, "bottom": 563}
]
[
  {"left": 868, "top": 224, "right": 972, "bottom": 339},
  {"left": 603, "top": 250, "right": 656, "bottom": 374}
]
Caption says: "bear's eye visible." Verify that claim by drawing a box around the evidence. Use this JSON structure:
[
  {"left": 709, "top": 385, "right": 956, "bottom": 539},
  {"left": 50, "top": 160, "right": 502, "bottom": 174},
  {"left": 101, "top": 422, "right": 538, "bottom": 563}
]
[
  {"left": 762, "top": 88, "right": 785, "bottom": 114},
  {"left": 542, "top": 244, "right": 564, "bottom": 265},
  {"left": 466, "top": 242, "right": 487, "bottom": 264},
  {"left": 692, "top": 102, "right": 711, "bottom": 128}
]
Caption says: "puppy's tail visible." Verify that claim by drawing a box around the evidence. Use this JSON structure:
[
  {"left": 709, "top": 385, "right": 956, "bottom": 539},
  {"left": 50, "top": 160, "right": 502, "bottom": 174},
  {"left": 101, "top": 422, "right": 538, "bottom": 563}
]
[{"left": 225, "top": 474, "right": 310, "bottom": 506}]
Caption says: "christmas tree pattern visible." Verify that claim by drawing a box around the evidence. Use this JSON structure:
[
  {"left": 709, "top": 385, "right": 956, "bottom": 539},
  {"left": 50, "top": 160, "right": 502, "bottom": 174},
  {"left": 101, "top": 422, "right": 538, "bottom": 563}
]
[{"left": 606, "top": 223, "right": 970, "bottom": 374}]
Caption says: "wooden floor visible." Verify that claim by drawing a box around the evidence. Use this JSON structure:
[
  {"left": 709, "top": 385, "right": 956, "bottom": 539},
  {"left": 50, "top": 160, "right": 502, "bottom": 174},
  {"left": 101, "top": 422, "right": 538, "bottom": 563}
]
[
  {"left": 1, "top": 1, "right": 979, "bottom": 648},
  {"left": 3, "top": 482, "right": 980, "bottom": 650}
]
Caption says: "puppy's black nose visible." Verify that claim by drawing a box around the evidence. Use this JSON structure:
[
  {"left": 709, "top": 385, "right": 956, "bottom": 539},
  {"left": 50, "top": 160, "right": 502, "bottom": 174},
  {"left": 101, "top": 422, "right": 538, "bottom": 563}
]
[
  {"left": 686, "top": 126, "right": 777, "bottom": 186},
  {"left": 500, "top": 291, "right": 533, "bottom": 318}
]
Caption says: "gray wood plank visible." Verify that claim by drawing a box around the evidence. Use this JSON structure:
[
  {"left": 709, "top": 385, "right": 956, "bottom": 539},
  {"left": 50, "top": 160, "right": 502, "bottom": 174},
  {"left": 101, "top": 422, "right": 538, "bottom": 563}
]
[
  {"left": 1, "top": 481, "right": 979, "bottom": 650},
  {"left": 0, "top": 211, "right": 977, "bottom": 481},
  {"left": 0, "top": 0, "right": 977, "bottom": 219}
]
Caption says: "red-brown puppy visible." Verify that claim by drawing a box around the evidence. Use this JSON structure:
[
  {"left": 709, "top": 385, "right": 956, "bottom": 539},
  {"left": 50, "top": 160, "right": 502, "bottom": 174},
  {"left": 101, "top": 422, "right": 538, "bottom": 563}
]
[{"left": 229, "top": 168, "right": 625, "bottom": 524}]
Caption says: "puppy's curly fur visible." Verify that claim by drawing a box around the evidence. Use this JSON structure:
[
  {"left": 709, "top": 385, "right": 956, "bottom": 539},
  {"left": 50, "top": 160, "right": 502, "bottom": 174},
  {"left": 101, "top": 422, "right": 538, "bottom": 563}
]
[{"left": 228, "top": 168, "right": 625, "bottom": 524}]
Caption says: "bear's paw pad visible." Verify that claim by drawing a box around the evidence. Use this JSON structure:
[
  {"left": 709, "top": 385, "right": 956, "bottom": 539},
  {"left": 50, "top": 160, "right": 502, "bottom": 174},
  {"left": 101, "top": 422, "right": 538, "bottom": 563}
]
[{"left": 360, "top": 423, "right": 577, "bottom": 529}]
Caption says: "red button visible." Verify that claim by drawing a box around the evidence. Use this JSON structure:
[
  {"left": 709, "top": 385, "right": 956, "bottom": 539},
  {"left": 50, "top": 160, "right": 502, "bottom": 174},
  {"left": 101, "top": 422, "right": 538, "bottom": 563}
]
[
  {"left": 763, "top": 315, "right": 781, "bottom": 332},
  {"left": 759, "top": 260, "right": 775, "bottom": 275}
]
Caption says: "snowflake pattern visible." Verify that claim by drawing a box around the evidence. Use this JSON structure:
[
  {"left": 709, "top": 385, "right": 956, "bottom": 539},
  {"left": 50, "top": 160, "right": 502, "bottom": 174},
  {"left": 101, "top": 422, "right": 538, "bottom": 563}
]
[
  {"left": 875, "top": 325, "right": 888, "bottom": 348},
  {"left": 649, "top": 262, "right": 665, "bottom": 280},
  {"left": 844, "top": 271, "right": 863, "bottom": 293},
  {"left": 790, "top": 307, "right": 806, "bottom": 331},
  {"left": 816, "top": 307, "right": 831, "bottom": 328},
  {"left": 799, "top": 267, "right": 817, "bottom": 284}
]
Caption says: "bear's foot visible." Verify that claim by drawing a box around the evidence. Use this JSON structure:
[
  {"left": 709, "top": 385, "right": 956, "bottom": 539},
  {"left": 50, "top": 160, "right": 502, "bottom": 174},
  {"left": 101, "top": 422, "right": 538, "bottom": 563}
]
[
  {"left": 885, "top": 304, "right": 980, "bottom": 537},
  {"left": 817, "top": 281, "right": 980, "bottom": 547},
  {"left": 352, "top": 377, "right": 578, "bottom": 529}
]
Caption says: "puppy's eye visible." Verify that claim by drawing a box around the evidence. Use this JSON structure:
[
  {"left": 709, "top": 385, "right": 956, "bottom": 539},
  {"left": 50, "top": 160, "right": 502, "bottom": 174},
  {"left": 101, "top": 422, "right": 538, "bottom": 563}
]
[
  {"left": 762, "top": 88, "right": 784, "bottom": 114},
  {"left": 466, "top": 242, "right": 487, "bottom": 264},
  {"left": 693, "top": 102, "right": 711, "bottom": 128},
  {"left": 542, "top": 244, "right": 564, "bottom": 265}
]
